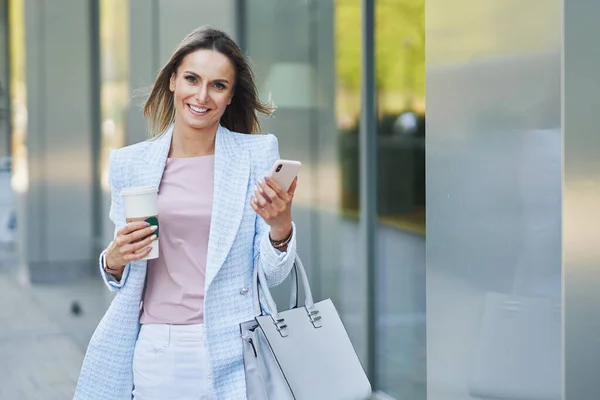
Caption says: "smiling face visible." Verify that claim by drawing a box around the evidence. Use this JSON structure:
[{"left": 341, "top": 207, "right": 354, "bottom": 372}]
[{"left": 169, "top": 49, "right": 236, "bottom": 134}]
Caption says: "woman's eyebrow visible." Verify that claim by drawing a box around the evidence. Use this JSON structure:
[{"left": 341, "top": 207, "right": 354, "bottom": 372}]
[{"left": 183, "top": 71, "right": 230, "bottom": 84}]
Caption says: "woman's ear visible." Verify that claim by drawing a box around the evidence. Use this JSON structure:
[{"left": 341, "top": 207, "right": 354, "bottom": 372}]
[{"left": 169, "top": 72, "right": 176, "bottom": 92}]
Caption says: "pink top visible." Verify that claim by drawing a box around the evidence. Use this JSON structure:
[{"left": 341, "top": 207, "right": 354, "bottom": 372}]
[{"left": 140, "top": 155, "right": 214, "bottom": 325}]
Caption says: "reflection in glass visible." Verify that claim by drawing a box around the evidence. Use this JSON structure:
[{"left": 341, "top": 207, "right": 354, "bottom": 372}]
[
  {"left": 426, "top": 0, "right": 561, "bottom": 397},
  {"left": 8, "top": 0, "right": 27, "bottom": 194},
  {"left": 99, "top": 0, "right": 129, "bottom": 192},
  {"left": 244, "top": 0, "right": 368, "bottom": 367},
  {"left": 244, "top": 1, "right": 427, "bottom": 397},
  {"left": 375, "top": 0, "right": 426, "bottom": 398},
  {"left": 0, "top": 0, "right": 15, "bottom": 248},
  {"left": 0, "top": 0, "right": 8, "bottom": 158}
]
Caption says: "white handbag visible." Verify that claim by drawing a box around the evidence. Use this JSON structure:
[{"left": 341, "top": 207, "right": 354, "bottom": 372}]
[{"left": 240, "top": 255, "right": 372, "bottom": 400}]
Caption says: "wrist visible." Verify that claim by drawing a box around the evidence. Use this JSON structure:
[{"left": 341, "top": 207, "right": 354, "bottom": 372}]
[
  {"left": 269, "top": 223, "right": 292, "bottom": 241},
  {"left": 105, "top": 253, "right": 125, "bottom": 273},
  {"left": 106, "top": 262, "right": 124, "bottom": 272},
  {"left": 269, "top": 225, "right": 293, "bottom": 250}
]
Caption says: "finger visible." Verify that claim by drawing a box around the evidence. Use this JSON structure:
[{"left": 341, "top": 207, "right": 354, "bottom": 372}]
[
  {"left": 123, "top": 245, "right": 152, "bottom": 262},
  {"left": 121, "top": 233, "right": 157, "bottom": 255},
  {"left": 134, "top": 245, "right": 153, "bottom": 257},
  {"left": 260, "top": 179, "right": 286, "bottom": 204},
  {"left": 255, "top": 181, "right": 273, "bottom": 203},
  {"left": 118, "top": 221, "right": 150, "bottom": 236},
  {"left": 287, "top": 176, "right": 298, "bottom": 196},
  {"left": 254, "top": 186, "right": 270, "bottom": 208},
  {"left": 263, "top": 176, "right": 284, "bottom": 196},
  {"left": 125, "top": 225, "right": 158, "bottom": 244},
  {"left": 251, "top": 196, "right": 268, "bottom": 218},
  {"left": 250, "top": 196, "right": 262, "bottom": 213}
]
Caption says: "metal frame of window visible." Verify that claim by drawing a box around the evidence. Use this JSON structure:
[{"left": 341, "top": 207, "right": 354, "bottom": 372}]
[
  {"left": 90, "top": 0, "right": 102, "bottom": 265},
  {"left": 360, "top": 0, "right": 377, "bottom": 388}
]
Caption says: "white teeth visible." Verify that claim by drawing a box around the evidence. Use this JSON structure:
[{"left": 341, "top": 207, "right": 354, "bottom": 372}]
[{"left": 189, "top": 105, "right": 208, "bottom": 113}]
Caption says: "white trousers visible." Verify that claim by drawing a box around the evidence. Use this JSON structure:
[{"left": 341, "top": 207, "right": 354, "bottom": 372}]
[{"left": 132, "top": 324, "right": 215, "bottom": 400}]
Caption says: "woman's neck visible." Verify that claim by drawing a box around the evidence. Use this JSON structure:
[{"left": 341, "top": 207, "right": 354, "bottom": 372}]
[{"left": 169, "top": 122, "right": 217, "bottom": 158}]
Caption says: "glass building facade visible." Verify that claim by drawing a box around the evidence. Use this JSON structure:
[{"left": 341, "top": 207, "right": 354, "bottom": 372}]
[{"left": 242, "top": 1, "right": 425, "bottom": 397}]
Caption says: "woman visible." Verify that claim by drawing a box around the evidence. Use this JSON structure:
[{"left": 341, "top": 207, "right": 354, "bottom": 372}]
[{"left": 74, "top": 26, "right": 298, "bottom": 399}]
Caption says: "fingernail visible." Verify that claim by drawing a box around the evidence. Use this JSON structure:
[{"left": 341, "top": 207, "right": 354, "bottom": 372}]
[
  {"left": 150, "top": 225, "right": 158, "bottom": 232},
  {"left": 144, "top": 221, "right": 151, "bottom": 226},
  {"left": 149, "top": 235, "right": 157, "bottom": 241},
  {"left": 147, "top": 246, "right": 153, "bottom": 252},
  {"left": 264, "top": 176, "right": 270, "bottom": 182}
]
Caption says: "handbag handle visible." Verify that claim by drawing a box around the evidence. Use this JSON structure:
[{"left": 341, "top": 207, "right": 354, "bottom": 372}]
[
  {"left": 252, "top": 255, "right": 318, "bottom": 328},
  {"left": 252, "top": 258, "right": 299, "bottom": 317}
]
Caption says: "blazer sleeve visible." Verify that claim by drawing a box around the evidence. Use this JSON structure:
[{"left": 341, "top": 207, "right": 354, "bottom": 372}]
[
  {"left": 253, "top": 134, "right": 297, "bottom": 288},
  {"left": 98, "top": 149, "right": 132, "bottom": 291}
]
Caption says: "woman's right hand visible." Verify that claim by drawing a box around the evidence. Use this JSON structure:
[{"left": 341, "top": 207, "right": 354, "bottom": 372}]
[{"left": 105, "top": 221, "right": 158, "bottom": 271}]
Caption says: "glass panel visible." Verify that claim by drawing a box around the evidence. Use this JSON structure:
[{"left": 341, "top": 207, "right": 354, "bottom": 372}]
[
  {"left": 8, "top": 0, "right": 26, "bottom": 265},
  {"left": 375, "top": 0, "right": 426, "bottom": 398},
  {"left": 0, "top": 0, "right": 14, "bottom": 250},
  {"left": 0, "top": 0, "right": 8, "bottom": 158},
  {"left": 427, "top": 1, "right": 561, "bottom": 399},
  {"left": 243, "top": 0, "right": 368, "bottom": 360},
  {"left": 8, "top": 0, "right": 26, "bottom": 194},
  {"left": 99, "top": 0, "right": 129, "bottom": 243}
]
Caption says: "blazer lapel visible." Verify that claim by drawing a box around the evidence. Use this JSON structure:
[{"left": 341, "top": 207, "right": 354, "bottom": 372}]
[
  {"left": 138, "top": 125, "right": 173, "bottom": 189},
  {"left": 205, "top": 125, "right": 250, "bottom": 290}
]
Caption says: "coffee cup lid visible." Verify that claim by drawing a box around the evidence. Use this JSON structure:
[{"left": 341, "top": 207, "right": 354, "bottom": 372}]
[{"left": 120, "top": 186, "right": 158, "bottom": 196}]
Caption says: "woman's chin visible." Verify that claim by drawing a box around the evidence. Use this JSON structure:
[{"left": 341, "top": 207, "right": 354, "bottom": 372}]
[{"left": 178, "top": 117, "right": 217, "bottom": 132}]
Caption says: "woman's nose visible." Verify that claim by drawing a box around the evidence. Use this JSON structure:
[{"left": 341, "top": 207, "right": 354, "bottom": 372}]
[{"left": 195, "top": 85, "right": 209, "bottom": 103}]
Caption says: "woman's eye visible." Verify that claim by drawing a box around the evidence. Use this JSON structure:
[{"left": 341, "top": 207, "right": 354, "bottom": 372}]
[
  {"left": 185, "top": 76, "right": 197, "bottom": 83},
  {"left": 214, "top": 83, "right": 226, "bottom": 90}
]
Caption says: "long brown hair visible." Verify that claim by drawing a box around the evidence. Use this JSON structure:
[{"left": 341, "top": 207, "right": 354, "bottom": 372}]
[{"left": 143, "top": 26, "right": 272, "bottom": 137}]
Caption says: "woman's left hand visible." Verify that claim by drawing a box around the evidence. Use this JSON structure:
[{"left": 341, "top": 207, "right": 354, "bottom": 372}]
[{"left": 250, "top": 176, "right": 297, "bottom": 240}]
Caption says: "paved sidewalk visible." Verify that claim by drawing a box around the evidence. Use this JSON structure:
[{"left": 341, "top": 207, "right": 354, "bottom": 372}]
[{"left": 0, "top": 271, "right": 85, "bottom": 399}]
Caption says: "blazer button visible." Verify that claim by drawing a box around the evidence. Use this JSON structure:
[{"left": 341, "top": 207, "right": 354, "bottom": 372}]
[{"left": 240, "top": 287, "right": 249, "bottom": 295}]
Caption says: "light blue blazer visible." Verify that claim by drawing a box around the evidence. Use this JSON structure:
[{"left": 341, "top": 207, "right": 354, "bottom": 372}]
[{"left": 74, "top": 125, "right": 297, "bottom": 399}]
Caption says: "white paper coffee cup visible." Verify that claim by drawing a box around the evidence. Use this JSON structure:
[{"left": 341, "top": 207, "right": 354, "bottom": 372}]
[{"left": 121, "top": 186, "right": 159, "bottom": 260}]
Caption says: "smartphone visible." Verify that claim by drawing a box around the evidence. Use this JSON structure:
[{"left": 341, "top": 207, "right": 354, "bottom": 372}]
[{"left": 268, "top": 159, "right": 302, "bottom": 192}]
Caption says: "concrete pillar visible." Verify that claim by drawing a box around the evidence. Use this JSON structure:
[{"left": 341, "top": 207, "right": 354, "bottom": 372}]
[{"left": 20, "top": 0, "right": 96, "bottom": 282}]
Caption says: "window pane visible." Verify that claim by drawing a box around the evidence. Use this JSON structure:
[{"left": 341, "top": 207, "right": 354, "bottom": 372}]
[
  {"left": 99, "top": 0, "right": 129, "bottom": 244},
  {"left": 376, "top": 0, "right": 426, "bottom": 398},
  {"left": 0, "top": 0, "right": 14, "bottom": 249},
  {"left": 0, "top": 0, "right": 8, "bottom": 158},
  {"left": 243, "top": 0, "right": 368, "bottom": 362},
  {"left": 8, "top": 0, "right": 27, "bottom": 197}
]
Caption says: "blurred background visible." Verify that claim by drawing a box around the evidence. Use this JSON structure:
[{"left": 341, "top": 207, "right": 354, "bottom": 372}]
[
  {"left": 0, "top": 1, "right": 425, "bottom": 398},
  {"left": 2, "top": 0, "right": 597, "bottom": 399}
]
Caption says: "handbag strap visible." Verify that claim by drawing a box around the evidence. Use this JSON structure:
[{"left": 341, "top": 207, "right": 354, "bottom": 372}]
[
  {"left": 252, "top": 255, "right": 291, "bottom": 316},
  {"left": 252, "top": 254, "right": 316, "bottom": 322},
  {"left": 252, "top": 256, "right": 298, "bottom": 316}
]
